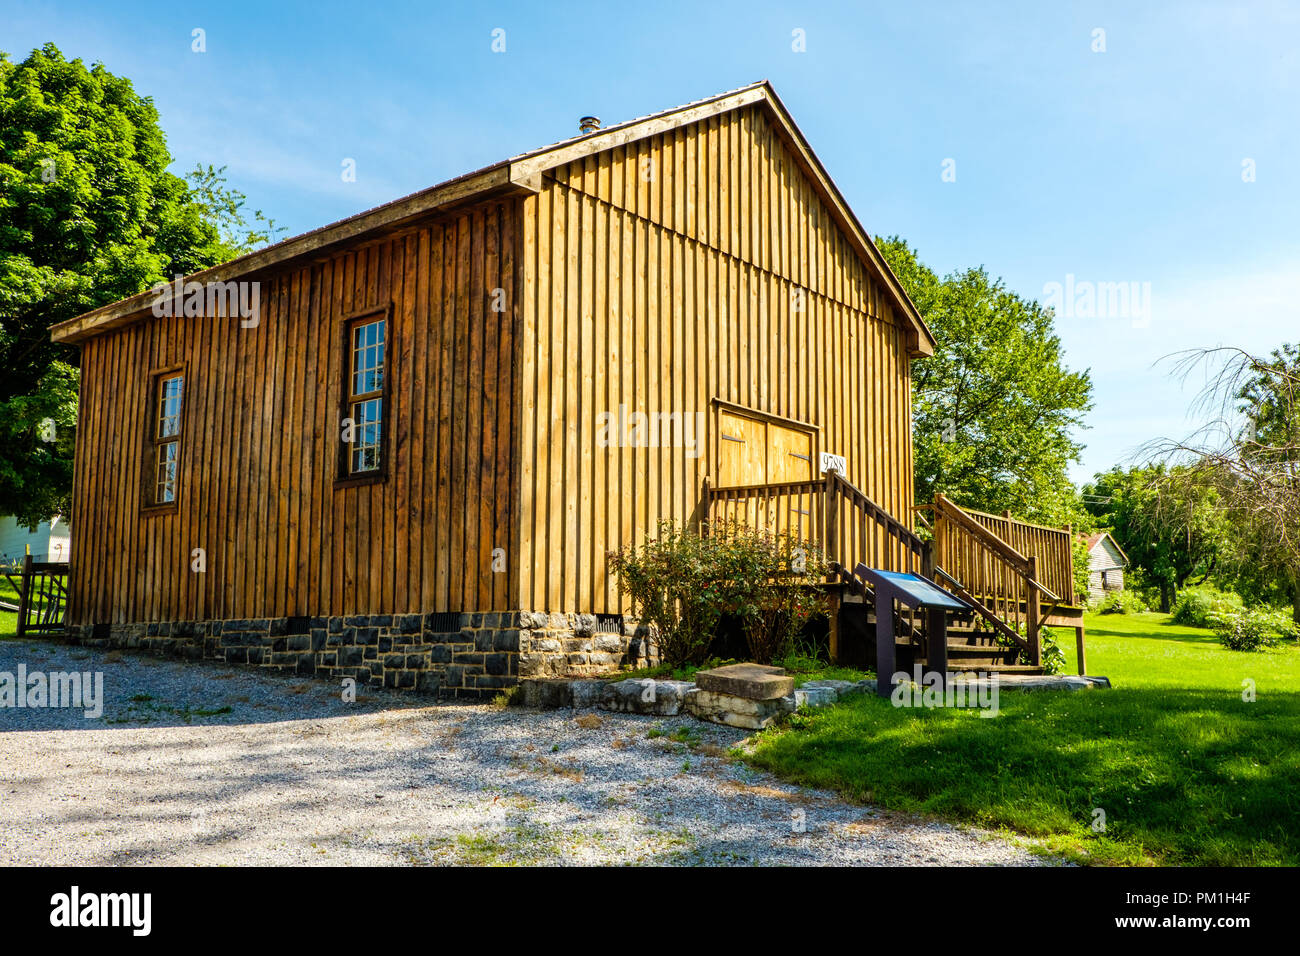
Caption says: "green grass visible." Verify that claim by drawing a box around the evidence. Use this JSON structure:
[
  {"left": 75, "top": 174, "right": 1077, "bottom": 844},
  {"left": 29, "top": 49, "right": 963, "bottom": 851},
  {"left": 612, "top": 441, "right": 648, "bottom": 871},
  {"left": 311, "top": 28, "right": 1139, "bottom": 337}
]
[
  {"left": 745, "top": 611, "right": 1300, "bottom": 866},
  {"left": 0, "top": 575, "right": 19, "bottom": 639}
]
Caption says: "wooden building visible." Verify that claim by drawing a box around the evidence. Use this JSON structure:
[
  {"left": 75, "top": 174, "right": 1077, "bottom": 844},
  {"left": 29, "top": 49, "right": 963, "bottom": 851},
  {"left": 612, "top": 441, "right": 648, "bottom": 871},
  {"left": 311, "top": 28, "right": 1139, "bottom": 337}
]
[
  {"left": 52, "top": 82, "right": 1084, "bottom": 695},
  {"left": 1084, "top": 532, "right": 1129, "bottom": 602}
]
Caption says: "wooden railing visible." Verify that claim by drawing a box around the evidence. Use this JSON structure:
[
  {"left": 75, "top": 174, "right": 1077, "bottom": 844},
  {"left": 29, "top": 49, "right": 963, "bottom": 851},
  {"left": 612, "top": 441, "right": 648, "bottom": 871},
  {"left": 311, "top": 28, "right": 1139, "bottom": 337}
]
[
  {"left": 703, "top": 478, "right": 1071, "bottom": 669},
  {"left": 930, "top": 493, "right": 1041, "bottom": 663},
  {"left": 823, "top": 471, "right": 928, "bottom": 578},
  {"left": 3, "top": 555, "right": 70, "bottom": 636},
  {"left": 705, "top": 477, "right": 827, "bottom": 545},
  {"left": 963, "top": 507, "right": 1077, "bottom": 606},
  {"left": 703, "top": 473, "right": 927, "bottom": 580}
]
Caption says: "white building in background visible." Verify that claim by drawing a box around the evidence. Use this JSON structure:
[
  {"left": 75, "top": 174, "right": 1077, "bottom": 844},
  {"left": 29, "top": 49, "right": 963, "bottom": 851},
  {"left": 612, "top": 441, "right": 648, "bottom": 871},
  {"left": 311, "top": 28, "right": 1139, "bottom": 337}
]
[
  {"left": 1083, "top": 531, "right": 1129, "bottom": 602},
  {"left": 0, "top": 515, "right": 70, "bottom": 564}
]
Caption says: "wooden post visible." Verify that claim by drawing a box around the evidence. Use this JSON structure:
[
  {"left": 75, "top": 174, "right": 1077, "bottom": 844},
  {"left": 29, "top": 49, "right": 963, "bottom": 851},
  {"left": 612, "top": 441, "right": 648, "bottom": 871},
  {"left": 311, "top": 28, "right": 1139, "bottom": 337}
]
[
  {"left": 701, "top": 476, "right": 711, "bottom": 535},
  {"left": 1026, "top": 554, "right": 1041, "bottom": 667},
  {"left": 932, "top": 503, "right": 945, "bottom": 578},
  {"left": 828, "top": 591, "right": 841, "bottom": 664},
  {"left": 824, "top": 475, "right": 838, "bottom": 573},
  {"left": 825, "top": 476, "right": 842, "bottom": 664},
  {"left": 927, "top": 605, "right": 948, "bottom": 688},
  {"left": 1076, "top": 624, "right": 1087, "bottom": 676},
  {"left": 1065, "top": 523, "right": 1075, "bottom": 604},
  {"left": 16, "top": 553, "right": 32, "bottom": 638}
]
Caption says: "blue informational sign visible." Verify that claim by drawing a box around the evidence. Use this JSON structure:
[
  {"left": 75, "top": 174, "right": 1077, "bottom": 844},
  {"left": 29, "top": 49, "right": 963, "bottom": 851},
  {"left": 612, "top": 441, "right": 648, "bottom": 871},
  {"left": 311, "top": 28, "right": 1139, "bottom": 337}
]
[{"left": 855, "top": 566, "right": 970, "bottom": 611}]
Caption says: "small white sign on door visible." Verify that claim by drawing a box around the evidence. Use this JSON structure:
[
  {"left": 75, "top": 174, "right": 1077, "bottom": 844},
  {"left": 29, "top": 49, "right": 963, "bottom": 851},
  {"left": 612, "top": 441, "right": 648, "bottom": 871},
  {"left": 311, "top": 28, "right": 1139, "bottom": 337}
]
[{"left": 820, "top": 452, "right": 847, "bottom": 475}]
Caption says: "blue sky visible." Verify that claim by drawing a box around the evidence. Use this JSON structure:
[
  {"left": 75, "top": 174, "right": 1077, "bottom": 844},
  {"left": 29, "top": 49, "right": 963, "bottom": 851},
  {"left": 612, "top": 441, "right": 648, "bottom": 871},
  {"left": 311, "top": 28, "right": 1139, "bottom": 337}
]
[{"left": 5, "top": 0, "right": 1298, "bottom": 484}]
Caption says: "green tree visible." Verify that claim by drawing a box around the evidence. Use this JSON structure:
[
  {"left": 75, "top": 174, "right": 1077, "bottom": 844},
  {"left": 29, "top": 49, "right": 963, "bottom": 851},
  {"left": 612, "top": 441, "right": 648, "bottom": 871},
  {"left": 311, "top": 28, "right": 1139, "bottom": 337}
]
[
  {"left": 184, "top": 162, "right": 285, "bottom": 259},
  {"left": 1082, "top": 463, "right": 1231, "bottom": 612},
  {"left": 1153, "top": 346, "right": 1300, "bottom": 621},
  {"left": 1230, "top": 344, "right": 1300, "bottom": 617},
  {"left": 0, "top": 44, "right": 273, "bottom": 528},
  {"left": 877, "top": 236, "right": 1093, "bottom": 525}
]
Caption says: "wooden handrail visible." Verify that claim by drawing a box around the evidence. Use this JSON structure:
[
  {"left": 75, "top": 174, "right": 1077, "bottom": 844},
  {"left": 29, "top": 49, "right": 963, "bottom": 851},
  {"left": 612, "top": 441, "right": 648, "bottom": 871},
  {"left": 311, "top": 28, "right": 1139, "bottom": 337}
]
[
  {"left": 933, "top": 493, "right": 1029, "bottom": 571},
  {"left": 1028, "top": 577, "right": 1063, "bottom": 604},
  {"left": 931, "top": 493, "right": 1041, "bottom": 666},
  {"left": 705, "top": 472, "right": 927, "bottom": 577},
  {"left": 957, "top": 502, "right": 1077, "bottom": 606},
  {"left": 933, "top": 566, "right": 1033, "bottom": 655},
  {"left": 827, "top": 471, "right": 926, "bottom": 560}
]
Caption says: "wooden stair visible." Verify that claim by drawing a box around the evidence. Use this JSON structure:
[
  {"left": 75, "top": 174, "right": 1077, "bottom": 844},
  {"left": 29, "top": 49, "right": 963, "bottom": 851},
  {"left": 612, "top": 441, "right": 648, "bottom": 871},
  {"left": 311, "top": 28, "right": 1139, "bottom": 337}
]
[
  {"left": 708, "top": 474, "right": 1070, "bottom": 679},
  {"left": 846, "top": 581, "right": 1046, "bottom": 676}
]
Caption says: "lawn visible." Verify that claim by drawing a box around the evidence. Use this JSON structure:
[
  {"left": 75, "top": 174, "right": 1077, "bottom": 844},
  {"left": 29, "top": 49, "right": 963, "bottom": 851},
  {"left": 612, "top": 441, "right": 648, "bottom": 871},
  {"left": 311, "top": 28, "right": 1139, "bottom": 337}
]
[
  {"left": 744, "top": 610, "right": 1300, "bottom": 866},
  {"left": 0, "top": 574, "right": 18, "bottom": 638}
]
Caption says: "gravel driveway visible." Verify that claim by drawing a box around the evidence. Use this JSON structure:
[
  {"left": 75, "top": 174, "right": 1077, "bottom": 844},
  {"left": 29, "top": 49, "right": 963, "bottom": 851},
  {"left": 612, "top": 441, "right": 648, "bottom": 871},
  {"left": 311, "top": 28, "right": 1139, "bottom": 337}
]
[{"left": 0, "top": 638, "right": 1055, "bottom": 866}]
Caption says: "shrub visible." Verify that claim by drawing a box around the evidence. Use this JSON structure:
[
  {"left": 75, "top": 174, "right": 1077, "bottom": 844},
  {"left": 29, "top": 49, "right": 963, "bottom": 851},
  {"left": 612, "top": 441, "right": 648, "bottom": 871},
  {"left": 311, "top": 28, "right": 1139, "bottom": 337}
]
[
  {"left": 609, "top": 520, "right": 829, "bottom": 667},
  {"left": 744, "top": 533, "right": 830, "bottom": 665},
  {"left": 1171, "top": 586, "right": 1244, "bottom": 629},
  {"left": 1039, "top": 628, "right": 1067, "bottom": 675},
  {"left": 608, "top": 520, "right": 768, "bottom": 667},
  {"left": 1244, "top": 606, "right": 1300, "bottom": 642},
  {"left": 1071, "top": 538, "right": 1091, "bottom": 606},
  {"left": 1097, "top": 590, "right": 1148, "bottom": 615},
  {"left": 1215, "top": 610, "right": 1280, "bottom": 652}
]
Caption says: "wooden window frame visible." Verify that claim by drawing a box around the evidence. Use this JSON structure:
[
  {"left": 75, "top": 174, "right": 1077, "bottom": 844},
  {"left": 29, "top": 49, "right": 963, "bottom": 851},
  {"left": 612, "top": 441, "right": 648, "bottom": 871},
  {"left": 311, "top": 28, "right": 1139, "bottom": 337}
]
[
  {"left": 335, "top": 305, "right": 393, "bottom": 489},
  {"left": 141, "top": 363, "right": 186, "bottom": 516}
]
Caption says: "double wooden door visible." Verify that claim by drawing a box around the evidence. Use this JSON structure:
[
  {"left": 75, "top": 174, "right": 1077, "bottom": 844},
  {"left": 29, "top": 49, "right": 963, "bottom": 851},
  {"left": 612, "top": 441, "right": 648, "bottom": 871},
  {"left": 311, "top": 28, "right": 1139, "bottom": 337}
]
[{"left": 717, "top": 408, "right": 815, "bottom": 539}]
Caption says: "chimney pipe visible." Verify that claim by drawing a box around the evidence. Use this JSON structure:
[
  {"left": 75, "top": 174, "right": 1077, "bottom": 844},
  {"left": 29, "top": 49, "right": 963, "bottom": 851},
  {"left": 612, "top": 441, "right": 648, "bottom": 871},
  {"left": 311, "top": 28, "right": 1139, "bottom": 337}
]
[{"left": 578, "top": 115, "right": 601, "bottom": 134}]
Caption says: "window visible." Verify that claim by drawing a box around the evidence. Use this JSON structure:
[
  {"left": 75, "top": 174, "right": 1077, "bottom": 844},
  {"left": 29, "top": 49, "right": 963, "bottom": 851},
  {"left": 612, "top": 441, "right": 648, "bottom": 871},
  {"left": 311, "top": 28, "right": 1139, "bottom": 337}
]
[
  {"left": 344, "top": 314, "right": 387, "bottom": 476},
  {"left": 149, "top": 371, "right": 184, "bottom": 506}
]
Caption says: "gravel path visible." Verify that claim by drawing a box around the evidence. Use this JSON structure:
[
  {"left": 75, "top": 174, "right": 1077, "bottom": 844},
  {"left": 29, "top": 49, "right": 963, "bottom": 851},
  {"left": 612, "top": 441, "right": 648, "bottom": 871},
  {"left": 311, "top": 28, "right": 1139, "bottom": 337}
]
[{"left": 0, "top": 638, "right": 1057, "bottom": 866}]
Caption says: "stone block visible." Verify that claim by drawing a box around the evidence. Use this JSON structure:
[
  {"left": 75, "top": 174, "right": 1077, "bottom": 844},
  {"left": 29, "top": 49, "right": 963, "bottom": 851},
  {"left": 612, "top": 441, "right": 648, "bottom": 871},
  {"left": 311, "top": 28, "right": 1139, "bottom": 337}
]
[
  {"left": 695, "top": 663, "right": 794, "bottom": 700},
  {"left": 571, "top": 679, "right": 606, "bottom": 709},
  {"left": 684, "top": 687, "right": 795, "bottom": 730},
  {"left": 801, "top": 679, "right": 856, "bottom": 697},
  {"left": 593, "top": 634, "right": 624, "bottom": 654},
  {"left": 599, "top": 678, "right": 692, "bottom": 716},
  {"left": 520, "top": 678, "right": 573, "bottom": 709},
  {"left": 519, "top": 611, "right": 547, "bottom": 629},
  {"left": 793, "top": 686, "right": 838, "bottom": 709}
]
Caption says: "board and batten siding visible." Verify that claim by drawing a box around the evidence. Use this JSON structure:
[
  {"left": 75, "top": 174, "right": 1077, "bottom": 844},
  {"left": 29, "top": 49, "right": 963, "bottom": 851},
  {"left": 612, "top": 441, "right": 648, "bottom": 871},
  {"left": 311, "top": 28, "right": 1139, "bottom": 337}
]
[
  {"left": 69, "top": 199, "right": 519, "bottom": 626},
  {"left": 515, "top": 103, "right": 917, "bottom": 616}
]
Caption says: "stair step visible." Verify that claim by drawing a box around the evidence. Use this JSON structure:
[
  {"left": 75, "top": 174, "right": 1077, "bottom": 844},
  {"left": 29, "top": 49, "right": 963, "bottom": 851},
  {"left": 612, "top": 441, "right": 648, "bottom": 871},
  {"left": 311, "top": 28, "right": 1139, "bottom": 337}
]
[{"left": 946, "top": 642, "right": 1013, "bottom": 658}]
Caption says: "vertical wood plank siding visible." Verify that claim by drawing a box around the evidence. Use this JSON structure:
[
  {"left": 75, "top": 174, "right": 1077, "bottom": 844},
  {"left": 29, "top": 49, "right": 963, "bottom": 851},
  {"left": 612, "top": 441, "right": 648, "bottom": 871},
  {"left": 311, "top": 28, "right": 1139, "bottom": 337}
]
[
  {"left": 69, "top": 200, "right": 518, "bottom": 625},
  {"left": 518, "top": 104, "right": 916, "bottom": 615}
]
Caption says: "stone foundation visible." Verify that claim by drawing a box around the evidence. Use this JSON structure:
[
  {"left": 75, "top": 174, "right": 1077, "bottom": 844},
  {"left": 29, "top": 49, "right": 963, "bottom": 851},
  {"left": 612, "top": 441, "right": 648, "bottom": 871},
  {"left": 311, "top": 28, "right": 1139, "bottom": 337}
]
[
  {"left": 515, "top": 611, "right": 657, "bottom": 678},
  {"left": 65, "top": 611, "right": 658, "bottom": 700}
]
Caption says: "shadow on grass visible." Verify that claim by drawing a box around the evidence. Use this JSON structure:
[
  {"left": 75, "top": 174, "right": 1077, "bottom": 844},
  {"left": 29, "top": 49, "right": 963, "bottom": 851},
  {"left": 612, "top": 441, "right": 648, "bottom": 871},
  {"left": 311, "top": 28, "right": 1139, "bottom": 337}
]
[{"left": 745, "top": 687, "right": 1300, "bottom": 866}]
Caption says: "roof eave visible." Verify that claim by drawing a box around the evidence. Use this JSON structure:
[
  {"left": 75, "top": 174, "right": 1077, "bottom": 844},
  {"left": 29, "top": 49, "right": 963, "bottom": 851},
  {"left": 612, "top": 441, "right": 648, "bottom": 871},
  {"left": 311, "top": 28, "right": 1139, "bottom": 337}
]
[
  {"left": 50, "top": 163, "right": 533, "bottom": 345},
  {"left": 52, "top": 80, "right": 938, "bottom": 356}
]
